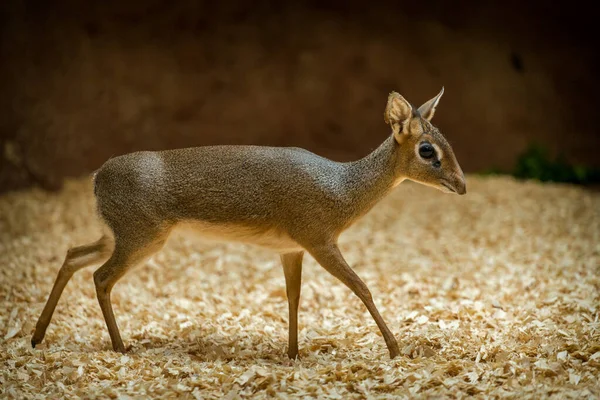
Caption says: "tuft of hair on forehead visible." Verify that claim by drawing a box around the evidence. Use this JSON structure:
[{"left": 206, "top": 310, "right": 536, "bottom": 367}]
[
  {"left": 408, "top": 115, "right": 434, "bottom": 135},
  {"left": 411, "top": 105, "right": 420, "bottom": 118}
]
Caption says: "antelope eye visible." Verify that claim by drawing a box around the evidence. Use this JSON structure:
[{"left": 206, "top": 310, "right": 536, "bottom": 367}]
[{"left": 419, "top": 143, "right": 435, "bottom": 159}]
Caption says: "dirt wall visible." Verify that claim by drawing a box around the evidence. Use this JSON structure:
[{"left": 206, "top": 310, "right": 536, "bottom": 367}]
[{"left": 1, "top": 0, "right": 598, "bottom": 192}]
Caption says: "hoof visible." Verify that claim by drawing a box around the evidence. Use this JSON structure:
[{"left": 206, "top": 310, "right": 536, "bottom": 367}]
[
  {"left": 113, "top": 344, "right": 127, "bottom": 353},
  {"left": 31, "top": 335, "right": 42, "bottom": 349}
]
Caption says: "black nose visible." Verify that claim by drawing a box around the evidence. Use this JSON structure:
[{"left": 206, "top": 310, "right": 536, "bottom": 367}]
[{"left": 457, "top": 181, "right": 467, "bottom": 195}]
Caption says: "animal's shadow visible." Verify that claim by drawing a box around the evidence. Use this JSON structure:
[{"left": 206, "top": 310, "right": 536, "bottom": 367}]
[{"left": 72, "top": 327, "right": 392, "bottom": 364}]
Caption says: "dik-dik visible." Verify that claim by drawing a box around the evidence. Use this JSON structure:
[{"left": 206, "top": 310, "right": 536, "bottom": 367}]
[{"left": 32, "top": 89, "right": 465, "bottom": 359}]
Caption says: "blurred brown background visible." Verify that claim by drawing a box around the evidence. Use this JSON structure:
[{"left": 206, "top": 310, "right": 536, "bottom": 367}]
[{"left": 1, "top": 0, "right": 598, "bottom": 193}]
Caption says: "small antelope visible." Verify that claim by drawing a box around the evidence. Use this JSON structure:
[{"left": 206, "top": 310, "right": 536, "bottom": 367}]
[{"left": 32, "top": 89, "right": 465, "bottom": 359}]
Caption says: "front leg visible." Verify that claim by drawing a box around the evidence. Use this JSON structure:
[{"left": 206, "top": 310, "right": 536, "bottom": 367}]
[
  {"left": 280, "top": 251, "right": 304, "bottom": 359},
  {"left": 307, "top": 243, "right": 400, "bottom": 359}
]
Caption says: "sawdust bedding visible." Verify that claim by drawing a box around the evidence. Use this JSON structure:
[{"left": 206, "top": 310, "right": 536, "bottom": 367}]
[{"left": 1, "top": 175, "right": 599, "bottom": 399}]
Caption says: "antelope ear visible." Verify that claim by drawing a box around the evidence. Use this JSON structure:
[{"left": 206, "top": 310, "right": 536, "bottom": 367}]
[
  {"left": 384, "top": 92, "right": 413, "bottom": 137},
  {"left": 417, "top": 87, "right": 444, "bottom": 121}
]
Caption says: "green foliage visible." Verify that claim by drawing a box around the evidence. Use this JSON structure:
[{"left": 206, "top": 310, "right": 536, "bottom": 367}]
[
  {"left": 513, "top": 144, "right": 600, "bottom": 184},
  {"left": 480, "top": 144, "right": 600, "bottom": 185}
]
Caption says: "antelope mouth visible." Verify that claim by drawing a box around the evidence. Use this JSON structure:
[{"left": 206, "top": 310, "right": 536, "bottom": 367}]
[{"left": 440, "top": 181, "right": 457, "bottom": 193}]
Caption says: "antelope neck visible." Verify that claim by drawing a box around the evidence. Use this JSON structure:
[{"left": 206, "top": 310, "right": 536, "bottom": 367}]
[{"left": 342, "top": 134, "right": 402, "bottom": 217}]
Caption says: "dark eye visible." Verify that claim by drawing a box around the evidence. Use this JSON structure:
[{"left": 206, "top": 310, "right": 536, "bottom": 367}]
[{"left": 419, "top": 143, "right": 435, "bottom": 159}]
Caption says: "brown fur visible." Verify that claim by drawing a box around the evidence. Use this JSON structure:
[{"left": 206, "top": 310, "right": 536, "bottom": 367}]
[{"left": 32, "top": 89, "right": 465, "bottom": 359}]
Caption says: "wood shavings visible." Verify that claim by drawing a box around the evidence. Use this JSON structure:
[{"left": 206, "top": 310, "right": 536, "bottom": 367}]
[{"left": 1, "top": 175, "right": 599, "bottom": 398}]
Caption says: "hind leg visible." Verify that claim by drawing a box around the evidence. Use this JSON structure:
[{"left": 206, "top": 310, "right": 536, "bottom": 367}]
[
  {"left": 93, "top": 229, "right": 170, "bottom": 352},
  {"left": 32, "top": 235, "right": 113, "bottom": 347}
]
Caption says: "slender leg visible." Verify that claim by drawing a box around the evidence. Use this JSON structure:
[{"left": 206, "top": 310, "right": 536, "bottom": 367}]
[
  {"left": 280, "top": 251, "right": 304, "bottom": 359},
  {"left": 93, "top": 232, "right": 168, "bottom": 352},
  {"left": 32, "top": 236, "right": 112, "bottom": 348},
  {"left": 307, "top": 243, "right": 400, "bottom": 359}
]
